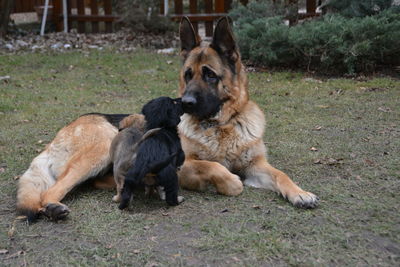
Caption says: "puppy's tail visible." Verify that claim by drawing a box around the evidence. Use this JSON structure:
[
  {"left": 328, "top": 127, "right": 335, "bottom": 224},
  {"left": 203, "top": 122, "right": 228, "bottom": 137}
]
[
  {"left": 118, "top": 153, "right": 178, "bottom": 210},
  {"left": 16, "top": 150, "right": 55, "bottom": 223},
  {"left": 147, "top": 152, "right": 178, "bottom": 174}
]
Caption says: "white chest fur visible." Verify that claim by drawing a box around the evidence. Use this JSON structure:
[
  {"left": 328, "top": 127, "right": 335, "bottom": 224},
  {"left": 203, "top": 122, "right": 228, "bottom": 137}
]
[{"left": 179, "top": 101, "right": 266, "bottom": 169}]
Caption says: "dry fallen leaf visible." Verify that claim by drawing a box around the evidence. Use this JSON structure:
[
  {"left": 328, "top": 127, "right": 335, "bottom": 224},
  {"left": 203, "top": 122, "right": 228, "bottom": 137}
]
[
  {"left": 378, "top": 107, "right": 391, "bottom": 113},
  {"left": 314, "top": 126, "right": 322, "bottom": 130},
  {"left": 5, "top": 250, "right": 24, "bottom": 260},
  {"left": 314, "top": 157, "right": 344, "bottom": 165},
  {"left": 316, "top": 105, "right": 329, "bottom": 109},
  {"left": 8, "top": 224, "right": 15, "bottom": 240},
  {"left": 145, "top": 262, "right": 158, "bottom": 267},
  {"left": 364, "top": 159, "right": 375, "bottom": 166},
  {"left": 232, "top": 256, "right": 241, "bottom": 262}
]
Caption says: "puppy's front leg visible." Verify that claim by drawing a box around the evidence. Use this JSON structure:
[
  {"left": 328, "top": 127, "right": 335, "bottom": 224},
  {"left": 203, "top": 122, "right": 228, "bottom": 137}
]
[{"left": 178, "top": 159, "right": 243, "bottom": 196}]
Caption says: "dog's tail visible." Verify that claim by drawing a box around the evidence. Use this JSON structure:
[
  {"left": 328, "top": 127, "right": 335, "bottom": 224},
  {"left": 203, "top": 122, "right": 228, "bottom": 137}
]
[
  {"left": 118, "top": 153, "right": 178, "bottom": 210},
  {"left": 16, "top": 150, "right": 56, "bottom": 223},
  {"left": 147, "top": 152, "right": 178, "bottom": 174}
]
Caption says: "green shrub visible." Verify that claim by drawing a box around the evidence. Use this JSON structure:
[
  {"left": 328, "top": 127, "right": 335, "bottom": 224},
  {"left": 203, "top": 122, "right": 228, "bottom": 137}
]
[
  {"left": 323, "top": 0, "right": 394, "bottom": 17},
  {"left": 230, "top": 3, "right": 400, "bottom": 74}
]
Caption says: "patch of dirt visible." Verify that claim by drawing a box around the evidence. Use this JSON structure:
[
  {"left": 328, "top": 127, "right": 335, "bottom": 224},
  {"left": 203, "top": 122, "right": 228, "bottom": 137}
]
[
  {"left": 0, "top": 29, "right": 178, "bottom": 54},
  {"left": 363, "top": 232, "right": 400, "bottom": 256}
]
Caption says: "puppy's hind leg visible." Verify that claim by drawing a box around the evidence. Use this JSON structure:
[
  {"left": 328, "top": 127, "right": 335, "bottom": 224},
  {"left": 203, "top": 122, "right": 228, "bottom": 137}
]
[
  {"left": 156, "top": 186, "right": 184, "bottom": 203},
  {"left": 158, "top": 166, "right": 180, "bottom": 206},
  {"left": 112, "top": 172, "right": 124, "bottom": 203},
  {"left": 156, "top": 186, "right": 166, "bottom": 200},
  {"left": 118, "top": 183, "right": 134, "bottom": 210}
]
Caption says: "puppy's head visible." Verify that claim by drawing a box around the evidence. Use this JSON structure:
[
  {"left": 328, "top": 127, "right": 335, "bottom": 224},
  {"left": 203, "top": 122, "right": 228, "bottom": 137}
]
[{"left": 141, "top": 97, "right": 183, "bottom": 129}]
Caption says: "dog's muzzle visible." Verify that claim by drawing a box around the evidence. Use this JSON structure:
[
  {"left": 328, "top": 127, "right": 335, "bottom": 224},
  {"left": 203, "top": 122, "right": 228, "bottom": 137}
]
[{"left": 182, "top": 95, "right": 197, "bottom": 110}]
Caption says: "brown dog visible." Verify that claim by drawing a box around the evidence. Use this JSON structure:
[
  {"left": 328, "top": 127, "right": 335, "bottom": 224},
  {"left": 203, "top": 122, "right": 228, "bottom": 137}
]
[
  {"left": 16, "top": 17, "right": 318, "bottom": 222},
  {"left": 176, "top": 17, "right": 319, "bottom": 208}
]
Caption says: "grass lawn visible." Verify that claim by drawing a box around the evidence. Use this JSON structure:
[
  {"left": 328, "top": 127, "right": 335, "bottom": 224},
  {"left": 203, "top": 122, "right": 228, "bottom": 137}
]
[{"left": 0, "top": 50, "right": 399, "bottom": 266}]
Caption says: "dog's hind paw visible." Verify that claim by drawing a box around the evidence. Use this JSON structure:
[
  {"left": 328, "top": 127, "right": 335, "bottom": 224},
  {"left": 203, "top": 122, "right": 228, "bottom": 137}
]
[
  {"left": 118, "top": 198, "right": 130, "bottom": 210},
  {"left": 112, "top": 194, "right": 121, "bottom": 202},
  {"left": 177, "top": 196, "right": 185, "bottom": 203},
  {"left": 291, "top": 191, "right": 319, "bottom": 209},
  {"left": 41, "top": 203, "right": 70, "bottom": 221}
]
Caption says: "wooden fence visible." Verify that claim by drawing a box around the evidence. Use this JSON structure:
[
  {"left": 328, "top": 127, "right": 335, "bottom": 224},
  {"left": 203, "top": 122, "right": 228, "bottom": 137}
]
[
  {"left": 52, "top": 0, "right": 116, "bottom": 33},
  {"left": 166, "top": 0, "right": 248, "bottom": 37},
  {"left": 9, "top": 0, "right": 320, "bottom": 34}
]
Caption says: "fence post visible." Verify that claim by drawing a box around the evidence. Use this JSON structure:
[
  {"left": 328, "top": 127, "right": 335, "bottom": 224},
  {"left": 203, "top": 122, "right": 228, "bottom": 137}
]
[
  {"left": 53, "top": 0, "right": 63, "bottom": 31},
  {"left": 174, "top": 0, "right": 183, "bottom": 15},
  {"left": 215, "top": 0, "right": 225, "bottom": 13},
  {"left": 76, "top": 0, "right": 85, "bottom": 33},
  {"left": 189, "top": 0, "right": 198, "bottom": 33},
  {"left": 306, "top": 0, "right": 317, "bottom": 16},
  {"left": 104, "top": 0, "right": 112, "bottom": 33},
  {"left": 0, "top": 0, "right": 14, "bottom": 38},
  {"left": 90, "top": 0, "right": 99, "bottom": 33},
  {"left": 204, "top": 0, "right": 213, "bottom": 37}
]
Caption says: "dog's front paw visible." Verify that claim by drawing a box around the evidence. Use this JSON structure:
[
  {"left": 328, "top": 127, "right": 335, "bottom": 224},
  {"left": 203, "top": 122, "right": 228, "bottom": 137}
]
[
  {"left": 217, "top": 174, "right": 243, "bottom": 196},
  {"left": 290, "top": 191, "right": 319, "bottom": 209},
  {"left": 41, "top": 203, "right": 70, "bottom": 221}
]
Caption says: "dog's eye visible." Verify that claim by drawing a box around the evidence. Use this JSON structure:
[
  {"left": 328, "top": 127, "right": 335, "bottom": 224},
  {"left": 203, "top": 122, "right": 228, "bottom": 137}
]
[
  {"left": 202, "top": 67, "right": 218, "bottom": 84},
  {"left": 184, "top": 69, "right": 193, "bottom": 83}
]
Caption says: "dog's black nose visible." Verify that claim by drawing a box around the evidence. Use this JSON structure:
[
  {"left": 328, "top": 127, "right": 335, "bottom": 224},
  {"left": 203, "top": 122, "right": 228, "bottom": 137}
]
[{"left": 182, "top": 95, "right": 196, "bottom": 107}]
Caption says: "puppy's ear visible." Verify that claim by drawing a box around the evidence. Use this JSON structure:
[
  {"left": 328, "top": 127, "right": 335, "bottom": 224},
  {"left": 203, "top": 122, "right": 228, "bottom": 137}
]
[
  {"left": 180, "top": 17, "right": 201, "bottom": 59},
  {"left": 210, "top": 17, "right": 239, "bottom": 65}
]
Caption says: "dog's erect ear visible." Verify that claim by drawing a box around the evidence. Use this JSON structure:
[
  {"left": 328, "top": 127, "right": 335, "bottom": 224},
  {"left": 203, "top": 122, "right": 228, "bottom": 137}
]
[
  {"left": 180, "top": 17, "right": 200, "bottom": 58},
  {"left": 210, "top": 17, "right": 239, "bottom": 64}
]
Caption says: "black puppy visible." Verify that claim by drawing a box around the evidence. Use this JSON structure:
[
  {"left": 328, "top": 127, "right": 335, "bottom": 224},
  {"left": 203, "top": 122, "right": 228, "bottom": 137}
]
[{"left": 119, "top": 97, "right": 185, "bottom": 210}]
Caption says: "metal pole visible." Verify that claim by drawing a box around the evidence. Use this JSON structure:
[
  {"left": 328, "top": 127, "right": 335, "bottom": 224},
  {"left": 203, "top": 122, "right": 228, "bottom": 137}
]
[
  {"left": 164, "top": 0, "right": 169, "bottom": 15},
  {"left": 63, "top": 0, "right": 68, "bottom": 32},
  {"left": 40, "top": 0, "right": 50, "bottom": 36}
]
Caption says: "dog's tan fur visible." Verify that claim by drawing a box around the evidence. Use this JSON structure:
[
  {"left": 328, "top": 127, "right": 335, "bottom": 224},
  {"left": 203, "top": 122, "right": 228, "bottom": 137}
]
[
  {"left": 176, "top": 17, "right": 318, "bottom": 207},
  {"left": 16, "top": 17, "right": 318, "bottom": 222}
]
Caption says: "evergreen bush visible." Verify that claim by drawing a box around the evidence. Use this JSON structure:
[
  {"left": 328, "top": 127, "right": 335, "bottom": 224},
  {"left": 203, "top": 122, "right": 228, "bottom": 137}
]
[{"left": 229, "top": 2, "right": 400, "bottom": 74}]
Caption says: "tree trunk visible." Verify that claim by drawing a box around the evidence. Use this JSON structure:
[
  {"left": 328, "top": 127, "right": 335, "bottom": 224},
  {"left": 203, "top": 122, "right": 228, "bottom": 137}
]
[{"left": 0, "top": 0, "right": 14, "bottom": 38}]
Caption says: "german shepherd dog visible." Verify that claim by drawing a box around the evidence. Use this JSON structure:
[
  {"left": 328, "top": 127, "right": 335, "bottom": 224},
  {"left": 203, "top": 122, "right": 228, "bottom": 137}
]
[
  {"left": 112, "top": 97, "right": 185, "bottom": 209},
  {"left": 16, "top": 17, "right": 318, "bottom": 222}
]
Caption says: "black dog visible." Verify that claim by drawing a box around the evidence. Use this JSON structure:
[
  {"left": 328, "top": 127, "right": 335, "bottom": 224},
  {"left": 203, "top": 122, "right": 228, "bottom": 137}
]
[{"left": 118, "top": 97, "right": 185, "bottom": 210}]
